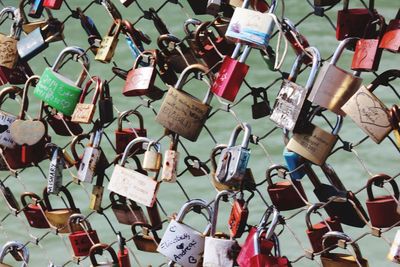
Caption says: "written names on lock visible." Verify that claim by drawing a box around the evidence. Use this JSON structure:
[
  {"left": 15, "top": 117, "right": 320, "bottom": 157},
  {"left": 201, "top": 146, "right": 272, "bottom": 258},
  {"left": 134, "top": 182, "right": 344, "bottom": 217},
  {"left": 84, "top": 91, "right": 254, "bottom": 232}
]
[{"left": 0, "top": 114, "right": 16, "bottom": 149}]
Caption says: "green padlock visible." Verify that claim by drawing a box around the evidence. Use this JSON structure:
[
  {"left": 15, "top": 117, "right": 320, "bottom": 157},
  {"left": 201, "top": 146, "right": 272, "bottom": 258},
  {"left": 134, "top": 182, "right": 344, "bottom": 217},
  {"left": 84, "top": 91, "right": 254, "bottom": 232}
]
[{"left": 33, "top": 46, "right": 90, "bottom": 116}]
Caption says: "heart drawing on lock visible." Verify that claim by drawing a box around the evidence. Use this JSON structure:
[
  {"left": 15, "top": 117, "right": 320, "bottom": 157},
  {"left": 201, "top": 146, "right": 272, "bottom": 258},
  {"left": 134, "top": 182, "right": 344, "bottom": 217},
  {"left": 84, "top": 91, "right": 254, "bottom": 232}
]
[
  {"left": 176, "top": 243, "right": 184, "bottom": 250},
  {"left": 355, "top": 92, "right": 390, "bottom": 128},
  {"left": 9, "top": 120, "right": 46, "bottom": 145},
  {"left": 0, "top": 124, "right": 8, "bottom": 134}
]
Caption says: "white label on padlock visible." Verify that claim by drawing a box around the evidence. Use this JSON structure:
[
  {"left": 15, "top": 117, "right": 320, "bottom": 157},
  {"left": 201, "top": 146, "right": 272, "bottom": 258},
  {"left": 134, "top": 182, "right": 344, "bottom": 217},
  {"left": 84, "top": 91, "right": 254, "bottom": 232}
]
[
  {"left": 388, "top": 230, "right": 400, "bottom": 263},
  {"left": 77, "top": 147, "right": 100, "bottom": 183},
  {"left": 203, "top": 237, "right": 236, "bottom": 267},
  {"left": 157, "top": 220, "right": 205, "bottom": 267},
  {"left": 0, "top": 112, "right": 16, "bottom": 149},
  {"left": 47, "top": 150, "right": 64, "bottom": 195},
  {"left": 225, "top": 8, "right": 275, "bottom": 48},
  {"left": 108, "top": 164, "right": 158, "bottom": 207}
]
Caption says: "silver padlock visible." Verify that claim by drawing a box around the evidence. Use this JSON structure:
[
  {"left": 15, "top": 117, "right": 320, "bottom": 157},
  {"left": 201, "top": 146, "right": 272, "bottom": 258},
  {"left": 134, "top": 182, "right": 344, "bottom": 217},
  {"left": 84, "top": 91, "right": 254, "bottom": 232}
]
[
  {"left": 216, "top": 123, "right": 252, "bottom": 187},
  {"left": 157, "top": 199, "right": 213, "bottom": 267},
  {"left": 0, "top": 241, "right": 29, "bottom": 267},
  {"left": 142, "top": 141, "right": 162, "bottom": 172},
  {"left": 207, "top": 0, "right": 221, "bottom": 16},
  {"left": 47, "top": 146, "right": 64, "bottom": 194},
  {"left": 161, "top": 134, "right": 179, "bottom": 183},
  {"left": 204, "top": 190, "right": 238, "bottom": 267},
  {"left": 77, "top": 129, "right": 102, "bottom": 183}
]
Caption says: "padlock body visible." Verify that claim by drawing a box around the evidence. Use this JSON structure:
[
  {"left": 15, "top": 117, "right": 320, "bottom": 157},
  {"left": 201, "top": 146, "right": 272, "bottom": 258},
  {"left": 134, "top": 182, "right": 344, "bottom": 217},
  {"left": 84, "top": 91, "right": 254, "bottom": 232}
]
[
  {"left": 187, "top": 0, "right": 208, "bottom": 14},
  {"left": 45, "top": 208, "right": 81, "bottom": 233},
  {"left": 0, "top": 60, "right": 34, "bottom": 86},
  {"left": 23, "top": 204, "right": 50, "bottom": 228},
  {"left": 161, "top": 150, "right": 179, "bottom": 183},
  {"left": 211, "top": 56, "right": 249, "bottom": 102},
  {"left": 21, "top": 137, "right": 49, "bottom": 165},
  {"left": 379, "top": 19, "right": 400, "bottom": 52},
  {"left": 321, "top": 253, "right": 369, "bottom": 267},
  {"left": 306, "top": 218, "right": 342, "bottom": 253},
  {"left": 71, "top": 103, "right": 96, "bottom": 124},
  {"left": 0, "top": 111, "right": 17, "bottom": 149},
  {"left": 123, "top": 67, "right": 156, "bottom": 96},
  {"left": 69, "top": 230, "right": 100, "bottom": 256},
  {"left": 228, "top": 199, "right": 248, "bottom": 238},
  {"left": 17, "top": 28, "right": 48, "bottom": 61},
  {"left": 95, "top": 36, "right": 119, "bottom": 63},
  {"left": 112, "top": 203, "right": 148, "bottom": 225},
  {"left": 133, "top": 236, "right": 158, "bottom": 253},
  {"left": 351, "top": 39, "right": 382, "bottom": 72},
  {"left": 142, "top": 150, "right": 162, "bottom": 172},
  {"left": 115, "top": 128, "right": 147, "bottom": 154},
  {"left": 203, "top": 237, "right": 237, "bottom": 267},
  {"left": 336, "top": 9, "right": 375, "bottom": 40},
  {"left": 216, "top": 146, "right": 250, "bottom": 185},
  {"left": 99, "top": 97, "right": 114, "bottom": 124},
  {"left": 268, "top": 180, "right": 307, "bottom": 211},
  {"left": 283, "top": 149, "right": 306, "bottom": 180},
  {"left": 43, "top": 0, "right": 63, "bottom": 9},
  {"left": 77, "top": 146, "right": 100, "bottom": 183},
  {"left": 0, "top": 34, "right": 18, "bottom": 69},
  {"left": 366, "top": 196, "right": 400, "bottom": 228},
  {"left": 118, "top": 248, "right": 131, "bottom": 267},
  {"left": 89, "top": 185, "right": 104, "bottom": 211}
]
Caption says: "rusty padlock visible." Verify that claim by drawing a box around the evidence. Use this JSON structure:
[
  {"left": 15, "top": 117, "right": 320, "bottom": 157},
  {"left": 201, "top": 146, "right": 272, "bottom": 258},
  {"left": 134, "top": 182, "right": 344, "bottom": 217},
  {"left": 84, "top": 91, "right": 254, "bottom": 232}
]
[{"left": 20, "top": 192, "right": 50, "bottom": 229}]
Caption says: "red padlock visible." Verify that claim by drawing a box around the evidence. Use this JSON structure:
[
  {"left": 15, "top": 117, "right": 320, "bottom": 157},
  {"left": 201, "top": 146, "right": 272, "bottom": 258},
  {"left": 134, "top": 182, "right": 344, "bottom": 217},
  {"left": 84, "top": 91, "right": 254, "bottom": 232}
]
[
  {"left": 211, "top": 44, "right": 251, "bottom": 102},
  {"left": 379, "top": 9, "right": 400, "bottom": 53},
  {"left": 336, "top": 0, "right": 378, "bottom": 40},
  {"left": 305, "top": 203, "right": 343, "bottom": 253},
  {"left": 20, "top": 192, "right": 50, "bottom": 229},
  {"left": 115, "top": 110, "right": 147, "bottom": 154},
  {"left": 43, "top": 0, "right": 63, "bottom": 9},
  {"left": 366, "top": 174, "right": 400, "bottom": 228},
  {"left": 110, "top": 192, "right": 149, "bottom": 226},
  {"left": 117, "top": 234, "right": 131, "bottom": 267},
  {"left": 0, "top": 60, "right": 34, "bottom": 86},
  {"left": 250, "top": 234, "right": 291, "bottom": 267},
  {"left": 68, "top": 213, "right": 100, "bottom": 257},
  {"left": 131, "top": 223, "right": 160, "bottom": 253},
  {"left": 266, "top": 165, "right": 307, "bottom": 211},
  {"left": 228, "top": 193, "right": 249, "bottom": 238}
]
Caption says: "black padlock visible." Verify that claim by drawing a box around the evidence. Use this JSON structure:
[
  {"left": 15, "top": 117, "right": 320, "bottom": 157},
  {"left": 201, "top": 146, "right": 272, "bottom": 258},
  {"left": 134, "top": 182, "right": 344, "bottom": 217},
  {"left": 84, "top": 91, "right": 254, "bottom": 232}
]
[
  {"left": 184, "top": 155, "right": 210, "bottom": 177},
  {"left": 99, "top": 81, "right": 114, "bottom": 125},
  {"left": 251, "top": 87, "right": 271, "bottom": 119}
]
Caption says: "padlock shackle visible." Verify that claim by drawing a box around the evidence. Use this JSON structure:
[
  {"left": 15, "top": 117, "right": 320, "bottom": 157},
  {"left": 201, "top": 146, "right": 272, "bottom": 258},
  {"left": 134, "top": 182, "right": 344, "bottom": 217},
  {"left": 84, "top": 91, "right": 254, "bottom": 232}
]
[
  {"left": 20, "top": 192, "right": 46, "bottom": 210},
  {"left": 258, "top": 205, "right": 279, "bottom": 240},
  {"left": 194, "top": 21, "right": 223, "bottom": 54},
  {"left": 79, "top": 76, "right": 103, "bottom": 105},
  {"left": 20, "top": 75, "right": 41, "bottom": 120},
  {"left": 133, "top": 49, "right": 157, "bottom": 69},
  {"left": 174, "top": 63, "right": 214, "bottom": 105},
  {"left": 322, "top": 231, "right": 364, "bottom": 262},
  {"left": 210, "top": 144, "right": 227, "bottom": 173},
  {"left": 117, "top": 109, "right": 145, "bottom": 131},
  {"left": 265, "top": 164, "right": 289, "bottom": 187},
  {"left": 131, "top": 222, "right": 160, "bottom": 241},
  {"left": 368, "top": 69, "right": 400, "bottom": 93},
  {"left": 175, "top": 198, "right": 212, "bottom": 224},
  {"left": 342, "top": 0, "right": 374, "bottom": 11},
  {"left": 42, "top": 186, "right": 78, "bottom": 211},
  {"left": 51, "top": 46, "right": 90, "bottom": 88},
  {"left": 268, "top": 0, "right": 278, "bottom": 14},
  {"left": 70, "top": 133, "right": 91, "bottom": 162},
  {"left": 305, "top": 202, "right": 324, "bottom": 231},
  {"left": 288, "top": 46, "right": 321, "bottom": 91},
  {"left": 227, "top": 123, "right": 252, "bottom": 149},
  {"left": 68, "top": 213, "right": 92, "bottom": 233},
  {"left": 183, "top": 18, "right": 202, "bottom": 36},
  {"left": 157, "top": 34, "right": 182, "bottom": 53},
  {"left": 89, "top": 243, "right": 118, "bottom": 265},
  {"left": 210, "top": 190, "right": 233, "bottom": 237},
  {"left": 0, "top": 240, "right": 29, "bottom": 267},
  {"left": 120, "top": 137, "right": 154, "bottom": 166},
  {"left": 366, "top": 173, "right": 400, "bottom": 201},
  {"left": 0, "top": 86, "right": 24, "bottom": 109},
  {"left": 309, "top": 107, "right": 343, "bottom": 135},
  {"left": 330, "top": 37, "right": 359, "bottom": 65}
]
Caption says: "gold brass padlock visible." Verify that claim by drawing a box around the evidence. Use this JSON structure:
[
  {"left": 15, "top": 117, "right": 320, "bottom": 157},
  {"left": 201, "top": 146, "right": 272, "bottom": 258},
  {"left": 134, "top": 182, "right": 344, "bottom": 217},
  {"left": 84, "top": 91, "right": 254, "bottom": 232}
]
[
  {"left": 142, "top": 141, "right": 162, "bottom": 172},
  {"left": 95, "top": 19, "right": 121, "bottom": 63}
]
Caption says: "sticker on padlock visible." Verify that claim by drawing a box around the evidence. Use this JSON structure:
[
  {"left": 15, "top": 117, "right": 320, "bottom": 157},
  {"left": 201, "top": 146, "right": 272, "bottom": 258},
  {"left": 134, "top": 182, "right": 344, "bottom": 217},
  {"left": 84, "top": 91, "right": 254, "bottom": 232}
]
[
  {"left": 161, "top": 134, "right": 179, "bottom": 183},
  {"left": 77, "top": 130, "right": 103, "bottom": 183}
]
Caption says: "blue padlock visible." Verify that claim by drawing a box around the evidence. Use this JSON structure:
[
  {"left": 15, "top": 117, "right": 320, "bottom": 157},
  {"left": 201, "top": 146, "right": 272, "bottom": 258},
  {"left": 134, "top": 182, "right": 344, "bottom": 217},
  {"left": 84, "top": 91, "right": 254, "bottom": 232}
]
[{"left": 283, "top": 148, "right": 306, "bottom": 180}]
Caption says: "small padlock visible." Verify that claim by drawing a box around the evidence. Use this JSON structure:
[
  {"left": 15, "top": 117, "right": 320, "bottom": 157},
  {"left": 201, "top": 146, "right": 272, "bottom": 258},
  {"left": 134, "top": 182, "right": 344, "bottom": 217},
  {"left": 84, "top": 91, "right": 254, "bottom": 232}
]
[
  {"left": 0, "top": 7, "right": 21, "bottom": 69},
  {"left": 28, "top": 0, "right": 45, "bottom": 18},
  {"left": 210, "top": 144, "right": 238, "bottom": 191},
  {"left": 68, "top": 213, "right": 100, "bottom": 257},
  {"left": 89, "top": 173, "right": 105, "bottom": 212},
  {"left": 266, "top": 164, "right": 308, "bottom": 211},
  {"left": 20, "top": 192, "right": 50, "bottom": 229},
  {"left": 0, "top": 241, "right": 29, "bottom": 267},
  {"left": 95, "top": 19, "right": 121, "bottom": 63},
  {"left": 47, "top": 146, "right": 64, "bottom": 195},
  {"left": 305, "top": 203, "right": 343, "bottom": 253},
  {"left": 43, "top": 0, "right": 63, "bottom": 9},
  {"left": 77, "top": 129, "right": 103, "bottom": 183},
  {"left": 110, "top": 192, "right": 149, "bottom": 226},
  {"left": 132, "top": 223, "right": 160, "bottom": 253},
  {"left": 71, "top": 77, "right": 103, "bottom": 124},
  {"left": 251, "top": 87, "right": 271, "bottom": 119},
  {"left": 115, "top": 109, "right": 147, "bottom": 154},
  {"left": 366, "top": 173, "right": 400, "bottom": 228},
  {"left": 380, "top": 9, "right": 400, "bottom": 53},
  {"left": 250, "top": 233, "right": 290, "bottom": 267},
  {"left": 161, "top": 134, "right": 180, "bottom": 183},
  {"left": 216, "top": 123, "right": 251, "bottom": 187},
  {"left": 98, "top": 81, "right": 114, "bottom": 125},
  {"left": 228, "top": 192, "right": 250, "bottom": 238},
  {"left": 142, "top": 140, "right": 162, "bottom": 172},
  {"left": 117, "top": 234, "right": 131, "bottom": 267},
  {"left": 184, "top": 155, "right": 210, "bottom": 177},
  {"left": 89, "top": 243, "right": 119, "bottom": 267}
]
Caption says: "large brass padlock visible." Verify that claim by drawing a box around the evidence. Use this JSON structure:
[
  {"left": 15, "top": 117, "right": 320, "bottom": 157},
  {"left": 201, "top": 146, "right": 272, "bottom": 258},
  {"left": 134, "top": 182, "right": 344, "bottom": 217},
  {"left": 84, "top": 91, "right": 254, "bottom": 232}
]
[{"left": 95, "top": 19, "right": 121, "bottom": 63}]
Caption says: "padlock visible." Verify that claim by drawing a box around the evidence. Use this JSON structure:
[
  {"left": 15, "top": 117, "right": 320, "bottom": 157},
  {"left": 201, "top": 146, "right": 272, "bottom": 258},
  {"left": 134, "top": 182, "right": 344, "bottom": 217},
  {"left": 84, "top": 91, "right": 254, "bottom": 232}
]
[
  {"left": 71, "top": 77, "right": 103, "bottom": 124},
  {"left": 44, "top": 106, "right": 83, "bottom": 137},
  {"left": 228, "top": 0, "right": 270, "bottom": 12},
  {"left": 336, "top": 0, "right": 377, "bottom": 40},
  {"left": 342, "top": 69, "right": 400, "bottom": 144},
  {"left": 320, "top": 231, "right": 369, "bottom": 267},
  {"left": 157, "top": 199, "right": 212, "bottom": 267},
  {"left": 207, "top": 0, "right": 221, "bottom": 16},
  {"left": 251, "top": 87, "right": 271, "bottom": 119},
  {"left": 365, "top": 173, "right": 400, "bottom": 228},
  {"left": 34, "top": 46, "right": 90, "bottom": 116},
  {"left": 286, "top": 107, "right": 342, "bottom": 166},
  {"left": 161, "top": 134, "right": 180, "bottom": 183},
  {"left": 204, "top": 190, "right": 239, "bottom": 267},
  {"left": 0, "top": 241, "right": 29, "bottom": 267},
  {"left": 281, "top": 18, "right": 311, "bottom": 63},
  {"left": 95, "top": 19, "right": 121, "bottom": 63},
  {"left": 69, "top": 133, "right": 91, "bottom": 169},
  {"left": 193, "top": 21, "right": 235, "bottom": 72},
  {"left": 68, "top": 213, "right": 100, "bottom": 257},
  {"left": 122, "top": 50, "right": 157, "bottom": 97},
  {"left": 211, "top": 44, "right": 251, "bottom": 102},
  {"left": 237, "top": 206, "right": 279, "bottom": 267},
  {"left": 116, "top": 234, "right": 131, "bottom": 267},
  {"left": 270, "top": 46, "right": 321, "bottom": 131},
  {"left": 210, "top": 144, "right": 239, "bottom": 191},
  {"left": 98, "top": 81, "right": 114, "bottom": 125},
  {"left": 225, "top": 0, "right": 277, "bottom": 48},
  {"left": 142, "top": 140, "right": 162, "bottom": 172},
  {"left": 228, "top": 192, "right": 251, "bottom": 239},
  {"left": 305, "top": 203, "right": 343, "bottom": 253},
  {"left": 110, "top": 192, "right": 149, "bottom": 225},
  {"left": 304, "top": 163, "right": 369, "bottom": 228},
  {"left": 43, "top": 0, "right": 63, "bottom": 9},
  {"left": 89, "top": 172, "right": 105, "bottom": 212},
  {"left": 0, "top": 59, "right": 34, "bottom": 86},
  {"left": 42, "top": 186, "right": 81, "bottom": 234},
  {"left": 187, "top": 0, "right": 208, "bottom": 15},
  {"left": 0, "top": 7, "right": 21, "bottom": 69},
  {"left": 47, "top": 146, "right": 63, "bottom": 195},
  {"left": 251, "top": 232, "right": 291, "bottom": 267},
  {"left": 283, "top": 147, "right": 306, "bottom": 180},
  {"left": 28, "top": 0, "right": 45, "bottom": 18},
  {"left": 108, "top": 137, "right": 159, "bottom": 207},
  {"left": 308, "top": 38, "right": 363, "bottom": 116},
  {"left": 351, "top": 15, "right": 385, "bottom": 72},
  {"left": 184, "top": 155, "right": 210, "bottom": 177},
  {"left": 156, "top": 64, "right": 214, "bottom": 141},
  {"left": 0, "top": 86, "right": 23, "bottom": 149},
  {"left": 77, "top": 129, "right": 103, "bottom": 183},
  {"left": 157, "top": 34, "right": 198, "bottom": 74},
  {"left": 132, "top": 223, "right": 160, "bottom": 253},
  {"left": 215, "top": 123, "right": 251, "bottom": 187},
  {"left": 266, "top": 164, "right": 308, "bottom": 211},
  {"left": 183, "top": 18, "right": 203, "bottom": 56},
  {"left": 388, "top": 229, "right": 400, "bottom": 263},
  {"left": 380, "top": 9, "right": 400, "bottom": 53},
  {"left": 10, "top": 76, "right": 50, "bottom": 165},
  {"left": 20, "top": 192, "right": 50, "bottom": 229},
  {"left": 0, "top": 181, "right": 20, "bottom": 213},
  {"left": 89, "top": 243, "right": 119, "bottom": 267},
  {"left": 115, "top": 109, "right": 147, "bottom": 154},
  {"left": 18, "top": 0, "right": 47, "bottom": 34},
  {"left": 314, "top": 0, "right": 340, "bottom": 6}
]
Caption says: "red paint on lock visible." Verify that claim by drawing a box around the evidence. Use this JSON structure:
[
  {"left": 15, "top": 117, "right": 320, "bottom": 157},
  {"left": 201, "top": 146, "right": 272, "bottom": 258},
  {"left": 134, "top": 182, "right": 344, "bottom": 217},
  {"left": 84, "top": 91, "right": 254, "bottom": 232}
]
[{"left": 43, "top": 0, "right": 63, "bottom": 10}]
